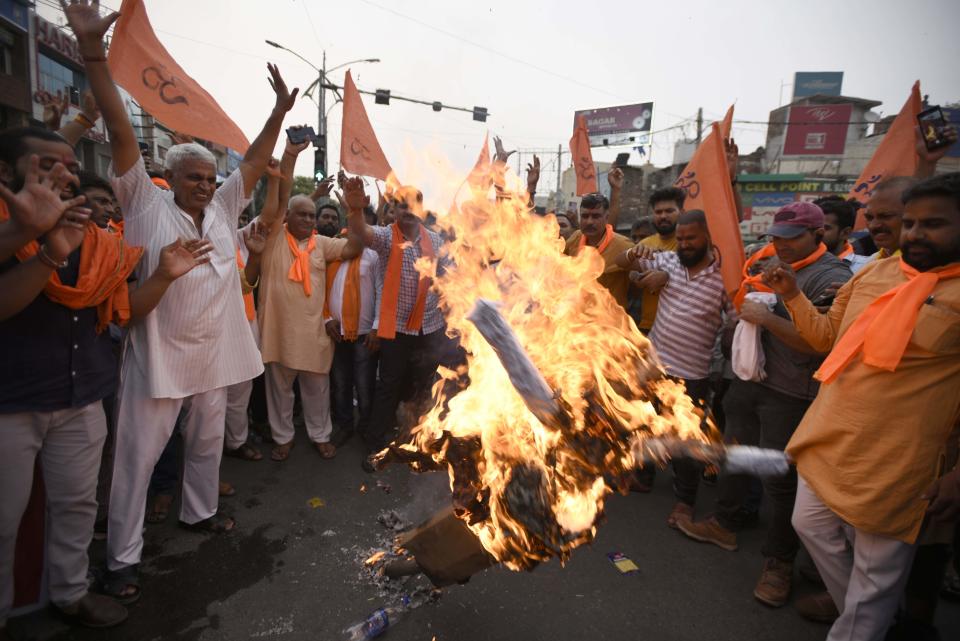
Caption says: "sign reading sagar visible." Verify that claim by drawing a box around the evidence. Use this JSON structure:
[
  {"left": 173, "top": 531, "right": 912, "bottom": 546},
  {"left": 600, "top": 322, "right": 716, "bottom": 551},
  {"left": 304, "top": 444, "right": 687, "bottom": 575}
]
[
  {"left": 574, "top": 103, "right": 653, "bottom": 147},
  {"left": 783, "top": 104, "right": 852, "bottom": 156}
]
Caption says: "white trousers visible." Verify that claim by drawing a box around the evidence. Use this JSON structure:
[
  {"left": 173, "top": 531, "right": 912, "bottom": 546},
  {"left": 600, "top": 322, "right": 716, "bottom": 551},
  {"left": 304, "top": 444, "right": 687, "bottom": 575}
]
[
  {"left": 107, "top": 360, "right": 228, "bottom": 571},
  {"left": 265, "top": 362, "right": 332, "bottom": 445},
  {"left": 793, "top": 476, "right": 916, "bottom": 641},
  {"left": 0, "top": 403, "right": 106, "bottom": 625},
  {"left": 223, "top": 378, "right": 253, "bottom": 450}
]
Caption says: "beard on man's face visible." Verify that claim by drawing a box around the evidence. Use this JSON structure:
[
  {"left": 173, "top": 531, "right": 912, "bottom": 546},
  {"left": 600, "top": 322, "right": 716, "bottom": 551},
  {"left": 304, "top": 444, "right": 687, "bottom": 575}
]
[
  {"left": 654, "top": 219, "right": 676, "bottom": 236},
  {"left": 901, "top": 238, "right": 960, "bottom": 271},
  {"left": 677, "top": 245, "right": 707, "bottom": 267},
  {"left": 317, "top": 222, "right": 339, "bottom": 238}
]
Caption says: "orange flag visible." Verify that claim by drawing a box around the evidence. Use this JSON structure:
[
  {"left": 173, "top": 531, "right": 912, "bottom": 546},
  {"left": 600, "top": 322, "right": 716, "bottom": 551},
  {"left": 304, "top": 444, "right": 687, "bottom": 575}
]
[
  {"left": 569, "top": 115, "right": 597, "bottom": 195},
  {"left": 720, "top": 104, "right": 734, "bottom": 141},
  {"left": 340, "top": 70, "right": 393, "bottom": 181},
  {"left": 466, "top": 132, "right": 491, "bottom": 192},
  {"left": 674, "top": 121, "right": 745, "bottom": 295},
  {"left": 850, "top": 81, "right": 921, "bottom": 228},
  {"left": 107, "top": 0, "right": 249, "bottom": 153}
]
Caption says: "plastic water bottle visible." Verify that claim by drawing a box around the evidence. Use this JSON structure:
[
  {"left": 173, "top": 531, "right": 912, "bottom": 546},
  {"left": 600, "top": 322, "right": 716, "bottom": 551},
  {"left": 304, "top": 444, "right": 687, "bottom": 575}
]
[{"left": 343, "top": 596, "right": 410, "bottom": 640}]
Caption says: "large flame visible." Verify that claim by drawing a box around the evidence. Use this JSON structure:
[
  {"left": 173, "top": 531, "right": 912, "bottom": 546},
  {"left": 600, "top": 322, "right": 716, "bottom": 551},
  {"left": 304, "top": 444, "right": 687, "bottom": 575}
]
[{"left": 381, "top": 157, "right": 715, "bottom": 571}]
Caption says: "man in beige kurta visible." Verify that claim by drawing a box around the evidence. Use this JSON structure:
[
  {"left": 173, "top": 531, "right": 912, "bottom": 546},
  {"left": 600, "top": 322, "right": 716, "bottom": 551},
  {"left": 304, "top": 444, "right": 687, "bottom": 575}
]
[{"left": 257, "top": 195, "right": 361, "bottom": 459}]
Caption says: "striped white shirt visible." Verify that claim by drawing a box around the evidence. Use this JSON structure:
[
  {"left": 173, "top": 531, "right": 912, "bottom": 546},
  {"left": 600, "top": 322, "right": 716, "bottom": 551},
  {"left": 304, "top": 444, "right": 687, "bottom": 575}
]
[
  {"left": 112, "top": 158, "right": 263, "bottom": 398},
  {"left": 646, "top": 252, "right": 732, "bottom": 380}
]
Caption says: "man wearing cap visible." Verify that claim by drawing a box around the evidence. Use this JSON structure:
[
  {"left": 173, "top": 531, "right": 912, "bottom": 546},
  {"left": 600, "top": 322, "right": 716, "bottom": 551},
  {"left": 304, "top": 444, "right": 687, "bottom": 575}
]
[{"left": 678, "top": 201, "right": 852, "bottom": 608}]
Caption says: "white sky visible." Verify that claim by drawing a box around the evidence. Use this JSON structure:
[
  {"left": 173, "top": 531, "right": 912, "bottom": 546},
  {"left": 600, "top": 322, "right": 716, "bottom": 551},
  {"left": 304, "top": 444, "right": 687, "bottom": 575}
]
[{"left": 39, "top": 0, "right": 960, "bottom": 186}]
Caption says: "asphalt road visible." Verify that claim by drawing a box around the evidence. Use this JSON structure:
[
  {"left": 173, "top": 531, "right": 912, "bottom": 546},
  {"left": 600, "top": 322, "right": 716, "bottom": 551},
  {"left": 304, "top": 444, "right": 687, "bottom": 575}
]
[{"left": 10, "top": 429, "right": 960, "bottom": 641}]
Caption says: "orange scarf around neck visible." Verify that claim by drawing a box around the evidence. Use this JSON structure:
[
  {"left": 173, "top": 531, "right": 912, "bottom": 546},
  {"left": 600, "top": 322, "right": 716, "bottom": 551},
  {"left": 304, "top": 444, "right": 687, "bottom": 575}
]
[
  {"left": 578, "top": 224, "right": 614, "bottom": 255},
  {"left": 378, "top": 223, "right": 435, "bottom": 340},
  {"left": 323, "top": 257, "right": 362, "bottom": 340},
  {"left": 0, "top": 201, "right": 142, "bottom": 332},
  {"left": 733, "top": 242, "right": 828, "bottom": 309},
  {"left": 235, "top": 249, "right": 255, "bottom": 321},
  {"left": 816, "top": 259, "right": 960, "bottom": 384},
  {"left": 837, "top": 243, "right": 854, "bottom": 259},
  {"left": 285, "top": 226, "right": 316, "bottom": 296}
]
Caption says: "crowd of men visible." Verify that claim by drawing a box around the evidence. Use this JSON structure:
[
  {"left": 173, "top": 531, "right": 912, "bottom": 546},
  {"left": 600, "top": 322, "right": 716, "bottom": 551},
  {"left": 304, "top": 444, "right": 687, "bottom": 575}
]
[{"left": 1, "top": 3, "right": 959, "bottom": 641}]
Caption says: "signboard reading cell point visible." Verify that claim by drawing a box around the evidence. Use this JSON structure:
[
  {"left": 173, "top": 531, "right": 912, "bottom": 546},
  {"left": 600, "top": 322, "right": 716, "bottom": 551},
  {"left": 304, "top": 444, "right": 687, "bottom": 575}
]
[
  {"left": 783, "top": 104, "right": 852, "bottom": 156},
  {"left": 574, "top": 103, "right": 653, "bottom": 147}
]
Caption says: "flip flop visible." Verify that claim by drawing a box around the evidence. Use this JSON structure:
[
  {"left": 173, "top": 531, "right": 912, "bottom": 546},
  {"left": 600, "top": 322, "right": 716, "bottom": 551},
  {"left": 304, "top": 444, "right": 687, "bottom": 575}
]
[
  {"left": 178, "top": 514, "right": 236, "bottom": 534},
  {"left": 219, "top": 481, "right": 236, "bottom": 497},
  {"left": 224, "top": 443, "right": 263, "bottom": 461},
  {"left": 271, "top": 442, "right": 294, "bottom": 461},
  {"left": 145, "top": 494, "right": 173, "bottom": 524},
  {"left": 98, "top": 567, "right": 141, "bottom": 605},
  {"left": 314, "top": 442, "right": 337, "bottom": 459}
]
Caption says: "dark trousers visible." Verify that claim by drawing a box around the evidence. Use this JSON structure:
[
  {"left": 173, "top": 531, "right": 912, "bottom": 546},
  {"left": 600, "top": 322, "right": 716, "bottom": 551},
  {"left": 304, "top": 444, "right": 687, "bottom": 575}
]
[
  {"left": 363, "top": 329, "right": 445, "bottom": 452},
  {"left": 638, "top": 377, "right": 712, "bottom": 505},
  {"left": 330, "top": 335, "right": 378, "bottom": 435},
  {"left": 716, "top": 379, "right": 810, "bottom": 562},
  {"left": 148, "top": 410, "right": 184, "bottom": 497}
]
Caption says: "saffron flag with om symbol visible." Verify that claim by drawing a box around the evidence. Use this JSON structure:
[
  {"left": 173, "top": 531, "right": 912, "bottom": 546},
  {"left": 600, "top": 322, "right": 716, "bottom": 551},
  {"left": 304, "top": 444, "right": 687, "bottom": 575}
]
[
  {"left": 569, "top": 115, "right": 597, "bottom": 196},
  {"left": 674, "top": 115, "right": 744, "bottom": 295},
  {"left": 340, "top": 70, "right": 393, "bottom": 181},
  {"left": 107, "top": 0, "right": 250, "bottom": 153},
  {"left": 849, "top": 81, "right": 921, "bottom": 228}
]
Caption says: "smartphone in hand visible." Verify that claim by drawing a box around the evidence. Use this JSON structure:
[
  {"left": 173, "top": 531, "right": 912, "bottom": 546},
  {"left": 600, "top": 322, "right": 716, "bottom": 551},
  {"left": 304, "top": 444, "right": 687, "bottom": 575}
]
[
  {"left": 917, "top": 106, "right": 952, "bottom": 152},
  {"left": 286, "top": 126, "right": 318, "bottom": 146}
]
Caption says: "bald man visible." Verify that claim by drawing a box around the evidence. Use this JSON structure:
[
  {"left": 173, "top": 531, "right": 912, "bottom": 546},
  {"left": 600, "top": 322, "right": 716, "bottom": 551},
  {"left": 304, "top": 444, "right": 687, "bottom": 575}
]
[{"left": 253, "top": 191, "right": 362, "bottom": 461}]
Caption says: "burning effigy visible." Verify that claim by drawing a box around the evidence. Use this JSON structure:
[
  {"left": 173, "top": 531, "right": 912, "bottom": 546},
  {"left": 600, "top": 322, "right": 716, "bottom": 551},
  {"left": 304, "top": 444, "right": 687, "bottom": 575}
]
[{"left": 372, "top": 174, "right": 786, "bottom": 584}]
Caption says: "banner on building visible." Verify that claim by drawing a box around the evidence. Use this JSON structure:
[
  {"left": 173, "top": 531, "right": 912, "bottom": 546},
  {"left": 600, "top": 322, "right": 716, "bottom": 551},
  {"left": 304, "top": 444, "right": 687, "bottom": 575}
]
[
  {"left": 793, "top": 72, "right": 843, "bottom": 99},
  {"left": 573, "top": 102, "right": 653, "bottom": 147},
  {"left": 783, "top": 104, "right": 852, "bottom": 155}
]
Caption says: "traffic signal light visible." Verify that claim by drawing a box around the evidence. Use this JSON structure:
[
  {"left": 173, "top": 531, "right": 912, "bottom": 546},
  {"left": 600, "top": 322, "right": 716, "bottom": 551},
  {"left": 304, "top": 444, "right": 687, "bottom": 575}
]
[
  {"left": 472, "top": 107, "right": 488, "bottom": 122},
  {"left": 375, "top": 89, "right": 390, "bottom": 105}
]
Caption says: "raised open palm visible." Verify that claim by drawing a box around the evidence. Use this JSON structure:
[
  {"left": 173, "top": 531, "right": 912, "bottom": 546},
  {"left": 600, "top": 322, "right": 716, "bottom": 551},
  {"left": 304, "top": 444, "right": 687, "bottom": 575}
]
[
  {"left": 267, "top": 63, "right": 298, "bottom": 113},
  {"left": 157, "top": 238, "right": 213, "bottom": 281},
  {"left": 59, "top": 0, "right": 120, "bottom": 43},
  {"left": 0, "top": 156, "right": 86, "bottom": 239}
]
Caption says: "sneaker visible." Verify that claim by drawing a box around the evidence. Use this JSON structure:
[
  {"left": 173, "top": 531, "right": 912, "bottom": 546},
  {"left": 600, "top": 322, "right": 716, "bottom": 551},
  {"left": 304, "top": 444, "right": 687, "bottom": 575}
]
[
  {"left": 55, "top": 592, "right": 128, "bottom": 628},
  {"left": 666, "top": 502, "right": 694, "bottom": 530},
  {"left": 677, "top": 516, "right": 738, "bottom": 551},
  {"left": 794, "top": 590, "right": 838, "bottom": 623},
  {"left": 753, "top": 557, "right": 793, "bottom": 607}
]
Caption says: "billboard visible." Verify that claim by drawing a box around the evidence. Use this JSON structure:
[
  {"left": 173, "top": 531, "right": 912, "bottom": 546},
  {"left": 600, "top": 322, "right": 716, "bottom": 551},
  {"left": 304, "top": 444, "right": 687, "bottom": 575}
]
[
  {"left": 574, "top": 103, "right": 653, "bottom": 147},
  {"left": 793, "top": 72, "right": 844, "bottom": 99},
  {"left": 783, "top": 104, "right": 852, "bottom": 156}
]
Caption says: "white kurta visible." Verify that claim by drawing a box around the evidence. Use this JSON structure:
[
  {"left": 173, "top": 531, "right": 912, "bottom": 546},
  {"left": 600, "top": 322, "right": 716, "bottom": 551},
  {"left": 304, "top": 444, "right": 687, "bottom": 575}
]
[{"left": 111, "top": 158, "right": 263, "bottom": 398}]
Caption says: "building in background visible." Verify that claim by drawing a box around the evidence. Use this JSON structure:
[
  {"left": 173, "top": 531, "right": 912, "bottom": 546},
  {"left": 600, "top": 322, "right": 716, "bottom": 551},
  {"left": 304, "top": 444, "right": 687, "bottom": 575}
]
[{"left": 0, "top": 0, "right": 32, "bottom": 130}]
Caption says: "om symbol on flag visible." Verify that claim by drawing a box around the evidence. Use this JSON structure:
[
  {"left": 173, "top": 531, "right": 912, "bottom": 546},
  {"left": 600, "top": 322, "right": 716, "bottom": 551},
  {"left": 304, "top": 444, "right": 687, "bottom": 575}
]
[
  {"left": 350, "top": 138, "right": 372, "bottom": 161},
  {"left": 142, "top": 65, "right": 188, "bottom": 106},
  {"left": 576, "top": 157, "right": 595, "bottom": 180},
  {"left": 674, "top": 171, "right": 700, "bottom": 199},
  {"left": 853, "top": 174, "right": 883, "bottom": 198}
]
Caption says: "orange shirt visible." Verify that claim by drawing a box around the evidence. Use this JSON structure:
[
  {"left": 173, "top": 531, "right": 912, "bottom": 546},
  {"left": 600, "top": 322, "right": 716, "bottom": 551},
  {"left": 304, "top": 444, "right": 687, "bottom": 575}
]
[
  {"left": 564, "top": 229, "right": 634, "bottom": 308},
  {"left": 785, "top": 257, "right": 960, "bottom": 542}
]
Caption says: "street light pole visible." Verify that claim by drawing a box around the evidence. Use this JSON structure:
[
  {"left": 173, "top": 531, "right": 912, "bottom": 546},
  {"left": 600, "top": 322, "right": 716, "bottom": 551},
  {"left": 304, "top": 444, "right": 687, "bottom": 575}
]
[
  {"left": 318, "top": 51, "right": 326, "bottom": 177},
  {"left": 264, "top": 40, "right": 379, "bottom": 178}
]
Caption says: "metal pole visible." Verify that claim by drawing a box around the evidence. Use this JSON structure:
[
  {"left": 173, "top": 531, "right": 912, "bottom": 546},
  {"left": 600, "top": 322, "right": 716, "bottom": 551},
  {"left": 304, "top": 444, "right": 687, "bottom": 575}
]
[
  {"left": 695, "top": 107, "right": 703, "bottom": 146},
  {"left": 319, "top": 51, "right": 327, "bottom": 177},
  {"left": 555, "top": 143, "right": 562, "bottom": 209}
]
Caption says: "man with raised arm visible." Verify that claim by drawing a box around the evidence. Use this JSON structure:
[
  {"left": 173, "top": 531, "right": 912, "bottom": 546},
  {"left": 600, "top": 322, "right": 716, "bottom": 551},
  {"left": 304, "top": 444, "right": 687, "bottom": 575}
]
[
  {"left": 61, "top": 0, "right": 298, "bottom": 602},
  {"left": 243, "top": 134, "right": 362, "bottom": 462},
  {"left": 344, "top": 177, "right": 446, "bottom": 469}
]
